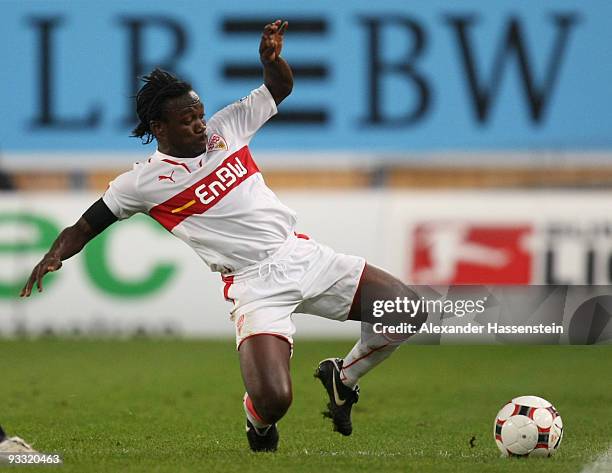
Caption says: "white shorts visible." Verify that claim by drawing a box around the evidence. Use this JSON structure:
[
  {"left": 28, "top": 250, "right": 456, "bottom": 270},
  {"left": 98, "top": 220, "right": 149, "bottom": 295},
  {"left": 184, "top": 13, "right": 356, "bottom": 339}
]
[{"left": 221, "top": 233, "right": 366, "bottom": 348}]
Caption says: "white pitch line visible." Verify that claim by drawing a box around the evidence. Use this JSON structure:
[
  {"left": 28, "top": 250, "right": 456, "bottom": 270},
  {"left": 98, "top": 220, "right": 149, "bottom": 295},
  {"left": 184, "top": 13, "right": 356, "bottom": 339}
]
[{"left": 580, "top": 445, "right": 612, "bottom": 473}]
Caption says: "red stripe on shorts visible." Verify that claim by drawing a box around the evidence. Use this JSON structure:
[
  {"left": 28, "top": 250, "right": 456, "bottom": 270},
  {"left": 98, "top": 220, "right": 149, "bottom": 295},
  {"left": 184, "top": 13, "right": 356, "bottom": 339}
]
[
  {"left": 348, "top": 262, "right": 367, "bottom": 316},
  {"left": 223, "top": 275, "right": 235, "bottom": 302},
  {"left": 238, "top": 333, "right": 292, "bottom": 350}
]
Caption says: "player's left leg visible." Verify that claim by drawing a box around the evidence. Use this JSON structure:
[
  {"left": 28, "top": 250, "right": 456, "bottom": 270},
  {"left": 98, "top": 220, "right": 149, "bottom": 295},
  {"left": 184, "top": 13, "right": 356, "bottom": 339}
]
[
  {"left": 239, "top": 334, "right": 292, "bottom": 452},
  {"left": 314, "top": 263, "right": 426, "bottom": 435},
  {"left": 340, "top": 263, "right": 426, "bottom": 387}
]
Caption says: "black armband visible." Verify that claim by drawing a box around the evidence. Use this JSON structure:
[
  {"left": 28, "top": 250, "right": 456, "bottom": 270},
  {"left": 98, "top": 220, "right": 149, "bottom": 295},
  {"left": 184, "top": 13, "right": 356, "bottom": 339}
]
[{"left": 82, "top": 198, "right": 118, "bottom": 234}]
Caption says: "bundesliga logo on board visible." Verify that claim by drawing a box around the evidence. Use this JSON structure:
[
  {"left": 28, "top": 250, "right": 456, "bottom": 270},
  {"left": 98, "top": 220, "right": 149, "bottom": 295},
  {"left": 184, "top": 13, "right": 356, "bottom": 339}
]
[{"left": 411, "top": 222, "right": 532, "bottom": 284}]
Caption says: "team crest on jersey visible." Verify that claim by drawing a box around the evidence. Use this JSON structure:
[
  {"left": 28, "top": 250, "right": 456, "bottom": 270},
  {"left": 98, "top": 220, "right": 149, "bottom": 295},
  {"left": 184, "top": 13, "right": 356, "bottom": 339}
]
[{"left": 207, "top": 133, "right": 227, "bottom": 152}]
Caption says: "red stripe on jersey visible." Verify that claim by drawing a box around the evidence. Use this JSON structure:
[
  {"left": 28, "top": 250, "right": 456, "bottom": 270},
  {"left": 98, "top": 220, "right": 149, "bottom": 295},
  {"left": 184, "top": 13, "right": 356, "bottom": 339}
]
[
  {"left": 161, "top": 158, "right": 191, "bottom": 173},
  {"left": 150, "top": 146, "right": 259, "bottom": 231}
]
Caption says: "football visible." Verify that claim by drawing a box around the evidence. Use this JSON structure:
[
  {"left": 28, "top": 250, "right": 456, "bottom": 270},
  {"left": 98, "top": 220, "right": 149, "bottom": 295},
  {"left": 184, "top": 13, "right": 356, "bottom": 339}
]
[{"left": 494, "top": 395, "right": 564, "bottom": 457}]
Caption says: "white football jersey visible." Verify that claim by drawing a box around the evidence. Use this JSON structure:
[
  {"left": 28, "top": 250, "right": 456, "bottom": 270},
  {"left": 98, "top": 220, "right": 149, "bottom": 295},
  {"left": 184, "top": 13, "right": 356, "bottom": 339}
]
[{"left": 102, "top": 84, "right": 297, "bottom": 274}]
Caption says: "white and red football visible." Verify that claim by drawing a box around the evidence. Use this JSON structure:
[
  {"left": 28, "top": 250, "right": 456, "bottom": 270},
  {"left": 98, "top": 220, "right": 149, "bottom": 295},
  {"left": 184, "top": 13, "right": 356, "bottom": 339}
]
[{"left": 494, "top": 395, "right": 563, "bottom": 457}]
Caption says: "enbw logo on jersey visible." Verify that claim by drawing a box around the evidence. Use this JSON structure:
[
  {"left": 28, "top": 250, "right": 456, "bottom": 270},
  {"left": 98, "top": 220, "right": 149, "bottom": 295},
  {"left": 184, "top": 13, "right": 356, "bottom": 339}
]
[{"left": 195, "top": 157, "right": 248, "bottom": 204}]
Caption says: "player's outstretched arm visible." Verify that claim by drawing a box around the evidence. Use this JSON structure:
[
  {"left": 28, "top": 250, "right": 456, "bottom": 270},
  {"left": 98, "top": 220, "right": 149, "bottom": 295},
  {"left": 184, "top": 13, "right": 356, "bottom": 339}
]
[
  {"left": 19, "top": 217, "right": 96, "bottom": 297},
  {"left": 20, "top": 199, "right": 117, "bottom": 297},
  {"left": 260, "top": 19, "right": 293, "bottom": 105}
]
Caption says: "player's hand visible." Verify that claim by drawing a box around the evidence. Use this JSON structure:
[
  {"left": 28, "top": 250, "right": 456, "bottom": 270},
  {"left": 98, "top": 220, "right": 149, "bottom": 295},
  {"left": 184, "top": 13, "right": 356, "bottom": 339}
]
[
  {"left": 259, "top": 19, "right": 288, "bottom": 65},
  {"left": 20, "top": 254, "right": 63, "bottom": 297}
]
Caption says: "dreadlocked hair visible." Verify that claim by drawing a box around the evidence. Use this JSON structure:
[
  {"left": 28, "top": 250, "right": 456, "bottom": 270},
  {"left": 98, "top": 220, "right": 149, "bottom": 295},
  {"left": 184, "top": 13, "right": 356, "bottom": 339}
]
[{"left": 131, "top": 68, "right": 193, "bottom": 144}]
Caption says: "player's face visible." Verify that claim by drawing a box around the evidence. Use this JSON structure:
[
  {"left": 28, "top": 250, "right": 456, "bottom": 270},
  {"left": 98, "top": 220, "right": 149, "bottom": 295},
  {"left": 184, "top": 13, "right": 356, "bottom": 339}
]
[{"left": 158, "top": 91, "right": 207, "bottom": 159}]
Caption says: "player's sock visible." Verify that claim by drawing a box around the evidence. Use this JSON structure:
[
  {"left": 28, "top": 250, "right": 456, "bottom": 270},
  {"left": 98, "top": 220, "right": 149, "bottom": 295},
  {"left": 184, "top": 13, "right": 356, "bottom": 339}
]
[
  {"left": 340, "top": 334, "right": 399, "bottom": 388},
  {"left": 243, "top": 393, "right": 271, "bottom": 432}
]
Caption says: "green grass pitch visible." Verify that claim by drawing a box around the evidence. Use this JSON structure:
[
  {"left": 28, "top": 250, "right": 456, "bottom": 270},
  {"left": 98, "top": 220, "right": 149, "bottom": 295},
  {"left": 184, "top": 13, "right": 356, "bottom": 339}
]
[{"left": 0, "top": 339, "right": 610, "bottom": 472}]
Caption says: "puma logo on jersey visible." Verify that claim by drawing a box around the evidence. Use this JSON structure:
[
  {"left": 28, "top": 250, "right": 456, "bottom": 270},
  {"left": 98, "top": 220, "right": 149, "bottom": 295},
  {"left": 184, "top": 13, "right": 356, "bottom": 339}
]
[
  {"left": 207, "top": 133, "right": 227, "bottom": 152},
  {"left": 158, "top": 170, "right": 176, "bottom": 183}
]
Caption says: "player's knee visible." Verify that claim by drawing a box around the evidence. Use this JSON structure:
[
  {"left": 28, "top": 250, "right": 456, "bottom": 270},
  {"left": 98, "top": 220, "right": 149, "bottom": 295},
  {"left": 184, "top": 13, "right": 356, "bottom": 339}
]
[{"left": 252, "top": 385, "right": 292, "bottom": 424}]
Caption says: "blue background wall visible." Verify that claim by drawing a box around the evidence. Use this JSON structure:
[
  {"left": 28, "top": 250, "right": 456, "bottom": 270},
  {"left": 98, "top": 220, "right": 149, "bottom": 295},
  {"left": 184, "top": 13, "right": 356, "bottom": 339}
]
[{"left": 2, "top": 0, "right": 611, "bottom": 159}]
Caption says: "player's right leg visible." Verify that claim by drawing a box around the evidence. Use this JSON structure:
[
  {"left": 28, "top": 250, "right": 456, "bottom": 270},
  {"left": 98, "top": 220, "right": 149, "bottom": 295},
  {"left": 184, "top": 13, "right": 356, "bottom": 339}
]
[
  {"left": 221, "top": 245, "right": 301, "bottom": 452},
  {"left": 239, "top": 334, "right": 292, "bottom": 452}
]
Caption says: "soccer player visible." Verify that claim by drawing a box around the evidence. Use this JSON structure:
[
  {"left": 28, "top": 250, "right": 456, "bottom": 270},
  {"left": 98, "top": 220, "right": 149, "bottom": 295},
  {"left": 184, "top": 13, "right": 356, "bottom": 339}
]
[{"left": 20, "top": 20, "right": 425, "bottom": 452}]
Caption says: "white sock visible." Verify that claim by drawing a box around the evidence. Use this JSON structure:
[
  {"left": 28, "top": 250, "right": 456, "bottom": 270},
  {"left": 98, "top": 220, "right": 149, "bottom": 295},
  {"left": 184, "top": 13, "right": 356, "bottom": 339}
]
[
  {"left": 243, "top": 393, "right": 271, "bottom": 431},
  {"left": 340, "top": 334, "right": 400, "bottom": 389}
]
